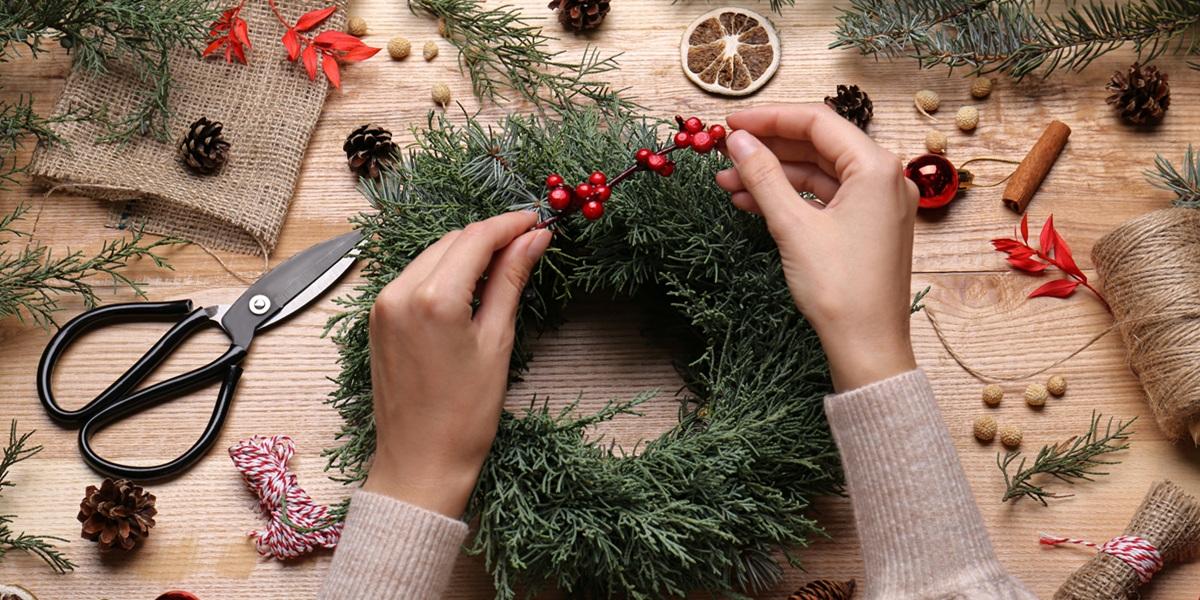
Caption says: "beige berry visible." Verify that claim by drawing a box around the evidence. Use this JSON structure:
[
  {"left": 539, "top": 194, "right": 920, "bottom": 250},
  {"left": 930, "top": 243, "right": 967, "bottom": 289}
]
[
  {"left": 914, "top": 89, "right": 940, "bottom": 118},
  {"left": 999, "top": 425, "right": 1023, "bottom": 449},
  {"left": 1046, "top": 375, "right": 1068, "bottom": 397},
  {"left": 982, "top": 384, "right": 1003, "bottom": 407},
  {"left": 973, "top": 415, "right": 998, "bottom": 442},
  {"left": 387, "top": 37, "right": 411, "bottom": 60},
  {"left": 955, "top": 106, "right": 979, "bottom": 131},
  {"left": 423, "top": 41, "right": 439, "bottom": 61},
  {"left": 437, "top": 17, "right": 449, "bottom": 38},
  {"left": 1024, "top": 383, "right": 1048, "bottom": 407},
  {"left": 346, "top": 16, "right": 368, "bottom": 37},
  {"left": 970, "top": 77, "right": 994, "bottom": 99},
  {"left": 925, "top": 130, "right": 948, "bottom": 154},
  {"left": 432, "top": 83, "right": 451, "bottom": 106}
]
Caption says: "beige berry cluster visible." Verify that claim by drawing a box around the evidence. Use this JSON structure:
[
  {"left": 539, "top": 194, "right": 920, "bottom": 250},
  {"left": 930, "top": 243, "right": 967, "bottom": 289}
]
[
  {"left": 919, "top": 77, "right": 994, "bottom": 154},
  {"left": 973, "top": 375, "right": 1068, "bottom": 448},
  {"left": 973, "top": 416, "right": 1023, "bottom": 449},
  {"left": 348, "top": 15, "right": 452, "bottom": 107}
]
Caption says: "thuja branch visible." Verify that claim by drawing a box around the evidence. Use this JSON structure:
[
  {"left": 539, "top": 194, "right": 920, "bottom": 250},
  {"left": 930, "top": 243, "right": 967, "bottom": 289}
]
[
  {"left": 1148, "top": 145, "right": 1200, "bottom": 209},
  {"left": 999, "top": 412, "right": 1135, "bottom": 506},
  {"left": 831, "top": 0, "right": 1200, "bottom": 79},
  {"left": 0, "top": 421, "right": 74, "bottom": 574},
  {"left": 0, "top": 96, "right": 86, "bottom": 188}
]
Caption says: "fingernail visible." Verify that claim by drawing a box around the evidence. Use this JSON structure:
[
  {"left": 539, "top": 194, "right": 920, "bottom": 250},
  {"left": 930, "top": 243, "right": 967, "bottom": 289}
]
[
  {"left": 526, "top": 229, "right": 552, "bottom": 259},
  {"left": 723, "top": 130, "right": 760, "bottom": 164}
]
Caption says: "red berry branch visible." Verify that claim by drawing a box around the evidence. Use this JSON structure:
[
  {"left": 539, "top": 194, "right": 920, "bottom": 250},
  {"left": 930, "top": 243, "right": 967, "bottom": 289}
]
[
  {"left": 204, "top": 1, "right": 379, "bottom": 88},
  {"left": 535, "top": 116, "right": 726, "bottom": 229},
  {"left": 991, "top": 213, "right": 1110, "bottom": 312}
]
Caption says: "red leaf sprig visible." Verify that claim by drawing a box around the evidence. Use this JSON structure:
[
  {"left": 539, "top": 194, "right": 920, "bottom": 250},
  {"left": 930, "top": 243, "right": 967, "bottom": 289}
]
[
  {"left": 204, "top": 4, "right": 252, "bottom": 64},
  {"left": 991, "top": 214, "right": 1110, "bottom": 311}
]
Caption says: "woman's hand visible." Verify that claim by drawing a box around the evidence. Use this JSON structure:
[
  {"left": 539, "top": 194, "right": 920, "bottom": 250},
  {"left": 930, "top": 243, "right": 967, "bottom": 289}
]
[
  {"left": 363, "top": 211, "right": 552, "bottom": 517},
  {"left": 716, "top": 104, "right": 919, "bottom": 391}
]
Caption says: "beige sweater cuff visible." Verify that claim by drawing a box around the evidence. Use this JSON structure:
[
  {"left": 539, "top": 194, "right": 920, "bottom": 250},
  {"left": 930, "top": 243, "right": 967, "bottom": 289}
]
[{"left": 318, "top": 490, "right": 469, "bottom": 600}]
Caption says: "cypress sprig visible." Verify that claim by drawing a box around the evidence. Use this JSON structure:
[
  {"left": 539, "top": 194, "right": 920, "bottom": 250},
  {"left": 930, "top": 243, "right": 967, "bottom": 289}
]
[
  {"left": 0, "top": 96, "right": 85, "bottom": 186},
  {"left": 1147, "top": 145, "right": 1200, "bottom": 209},
  {"left": 0, "top": 421, "right": 75, "bottom": 574},
  {"left": 831, "top": 0, "right": 1200, "bottom": 79},
  {"left": 999, "top": 412, "right": 1135, "bottom": 505},
  {"left": 679, "top": 0, "right": 795, "bottom": 14}
]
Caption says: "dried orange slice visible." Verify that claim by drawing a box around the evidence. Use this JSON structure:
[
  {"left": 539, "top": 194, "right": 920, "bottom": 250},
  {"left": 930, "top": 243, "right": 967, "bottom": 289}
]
[{"left": 681, "top": 7, "right": 780, "bottom": 96}]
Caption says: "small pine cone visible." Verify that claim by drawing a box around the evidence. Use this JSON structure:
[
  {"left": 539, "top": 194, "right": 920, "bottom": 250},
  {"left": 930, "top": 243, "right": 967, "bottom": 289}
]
[
  {"left": 387, "top": 37, "right": 411, "bottom": 60},
  {"left": 78, "top": 478, "right": 157, "bottom": 552},
  {"left": 788, "top": 579, "right": 856, "bottom": 600},
  {"left": 925, "top": 130, "right": 947, "bottom": 154},
  {"left": 346, "top": 16, "right": 368, "bottom": 37},
  {"left": 179, "top": 117, "right": 230, "bottom": 175},
  {"left": 999, "top": 425, "right": 1023, "bottom": 449},
  {"left": 548, "top": 0, "right": 610, "bottom": 32},
  {"left": 824, "top": 84, "right": 873, "bottom": 130},
  {"left": 1106, "top": 62, "right": 1170, "bottom": 125},
  {"left": 432, "top": 83, "right": 452, "bottom": 106},
  {"left": 1046, "top": 375, "right": 1067, "bottom": 397},
  {"left": 970, "top": 77, "right": 994, "bottom": 99},
  {"left": 343, "top": 124, "right": 397, "bottom": 180},
  {"left": 982, "top": 384, "right": 1003, "bottom": 407},
  {"left": 914, "top": 89, "right": 940, "bottom": 118},
  {"left": 1024, "top": 383, "right": 1048, "bottom": 407},
  {"left": 423, "top": 41, "right": 439, "bottom": 61},
  {"left": 973, "top": 415, "right": 998, "bottom": 442},
  {"left": 955, "top": 106, "right": 979, "bottom": 131}
]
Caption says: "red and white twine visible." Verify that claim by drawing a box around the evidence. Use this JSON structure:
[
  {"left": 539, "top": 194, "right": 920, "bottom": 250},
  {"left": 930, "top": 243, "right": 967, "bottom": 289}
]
[
  {"left": 230, "top": 435, "right": 343, "bottom": 560},
  {"left": 1039, "top": 532, "right": 1163, "bottom": 583}
]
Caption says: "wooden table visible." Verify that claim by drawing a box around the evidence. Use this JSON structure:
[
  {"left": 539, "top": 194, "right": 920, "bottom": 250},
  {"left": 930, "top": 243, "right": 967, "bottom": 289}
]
[{"left": 3, "top": 1, "right": 1199, "bottom": 598}]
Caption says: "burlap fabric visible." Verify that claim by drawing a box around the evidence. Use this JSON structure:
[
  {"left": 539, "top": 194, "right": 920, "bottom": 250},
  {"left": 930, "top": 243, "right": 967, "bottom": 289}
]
[
  {"left": 1054, "top": 480, "right": 1200, "bottom": 599},
  {"left": 30, "top": 0, "right": 345, "bottom": 256}
]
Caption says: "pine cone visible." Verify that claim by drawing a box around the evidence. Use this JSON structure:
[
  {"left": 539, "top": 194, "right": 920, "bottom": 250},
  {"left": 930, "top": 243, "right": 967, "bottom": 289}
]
[
  {"left": 178, "top": 117, "right": 230, "bottom": 175},
  {"left": 824, "top": 85, "right": 873, "bottom": 130},
  {"left": 78, "top": 478, "right": 157, "bottom": 552},
  {"left": 788, "top": 579, "right": 856, "bottom": 600},
  {"left": 344, "top": 124, "right": 397, "bottom": 179},
  {"left": 1106, "top": 62, "right": 1170, "bottom": 125},
  {"left": 548, "top": 0, "right": 610, "bottom": 32}
]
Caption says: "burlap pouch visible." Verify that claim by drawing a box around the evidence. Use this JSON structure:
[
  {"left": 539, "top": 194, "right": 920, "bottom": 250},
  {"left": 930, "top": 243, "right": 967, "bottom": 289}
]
[{"left": 30, "top": 0, "right": 344, "bottom": 256}]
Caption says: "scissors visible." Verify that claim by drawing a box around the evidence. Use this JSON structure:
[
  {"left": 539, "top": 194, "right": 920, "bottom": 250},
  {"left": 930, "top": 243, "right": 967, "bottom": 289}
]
[{"left": 37, "top": 231, "right": 363, "bottom": 480}]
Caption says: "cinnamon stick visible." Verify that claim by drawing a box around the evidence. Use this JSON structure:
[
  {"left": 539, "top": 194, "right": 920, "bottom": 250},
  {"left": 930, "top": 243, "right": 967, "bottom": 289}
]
[{"left": 1002, "top": 120, "right": 1071, "bottom": 213}]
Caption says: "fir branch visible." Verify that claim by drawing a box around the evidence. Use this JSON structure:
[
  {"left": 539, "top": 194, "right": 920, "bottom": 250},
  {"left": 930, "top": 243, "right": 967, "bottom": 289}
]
[
  {"left": 677, "top": 0, "right": 796, "bottom": 14},
  {"left": 1147, "top": 145, "right": 1200, "bottom": 209},
  {"left": 831, "top": 0, "right": 1200, "bottom": 79},
  {"left": 999, "top": 412, "right": 1135, "bottom": 505},
  {"left": 0, "top": 205, "right": 183, "bottom": 328},
  {"left": 0, "top": 421, "right": 74, "bottom": 574},
  {"left": 407, "top": 0, "right": 629, "bottom": 109}
]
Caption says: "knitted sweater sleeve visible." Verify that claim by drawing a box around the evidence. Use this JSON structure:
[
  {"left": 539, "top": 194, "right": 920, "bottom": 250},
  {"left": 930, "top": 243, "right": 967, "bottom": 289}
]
[
  {"left": 824, "top": 369, "right": 1039, "bottom": 600},
  {"left": 318, "top": 490, "right": 467, "bottom": 600}
]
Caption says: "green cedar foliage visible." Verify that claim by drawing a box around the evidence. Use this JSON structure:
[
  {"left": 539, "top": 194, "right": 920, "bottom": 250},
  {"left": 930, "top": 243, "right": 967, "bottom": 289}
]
[
  {"left": 325, "top": 105, "right": 842, "bottom": 598},
  {"left": 0, "top": 421, "right": 74, "bottom": 573},
  {"left": 832, "top": 0, "right": 1200, "bottom": 79},
  {"left": 1148, "top": 145, "right": 1200, "bottom": 208}
]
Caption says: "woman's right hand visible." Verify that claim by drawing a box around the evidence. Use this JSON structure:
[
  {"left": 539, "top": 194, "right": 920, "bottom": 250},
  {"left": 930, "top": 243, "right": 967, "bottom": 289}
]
[{"left": 715, "top": 104, "right": 919, "bottom": 391}]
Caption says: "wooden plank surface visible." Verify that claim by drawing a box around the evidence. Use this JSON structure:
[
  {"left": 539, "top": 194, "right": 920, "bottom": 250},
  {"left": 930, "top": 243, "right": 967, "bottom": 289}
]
[{"left": 3, "top": 0, "right": 1200, "bottom": 598}]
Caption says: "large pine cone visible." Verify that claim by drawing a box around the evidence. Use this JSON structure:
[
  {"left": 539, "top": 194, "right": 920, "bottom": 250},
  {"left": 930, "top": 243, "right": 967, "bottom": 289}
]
[
  {"left": 1106, "top": 62, "right": 1170, "bottom": 125},
  {"left": 824, "top": 84, "right": 873, "bottom": 130},
  {"left": 548, "top": 0, "right": 610, "bottom": 32},
  {"left": 788, "top": 579, "right": 856, "bottom": 600},
  {"left": 179, "top": 117, "right": 230, "bottom": 175},
  {"left": 344, "top": 124, "right": 397, "bottom": 180},
  {"left": 77, "top": 478, "right": 157, "bottom": 551}
]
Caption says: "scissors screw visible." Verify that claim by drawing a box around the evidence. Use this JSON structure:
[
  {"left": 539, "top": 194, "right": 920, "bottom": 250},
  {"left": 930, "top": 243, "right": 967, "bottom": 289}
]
[{"left": 249, "top": 294, "right": 272, "bottom": 315}]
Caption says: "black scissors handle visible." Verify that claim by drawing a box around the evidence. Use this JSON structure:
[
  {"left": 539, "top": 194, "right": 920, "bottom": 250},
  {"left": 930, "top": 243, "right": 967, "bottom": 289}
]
[{"left": 37, "top": 300, "right": 247, "bottom": 480}]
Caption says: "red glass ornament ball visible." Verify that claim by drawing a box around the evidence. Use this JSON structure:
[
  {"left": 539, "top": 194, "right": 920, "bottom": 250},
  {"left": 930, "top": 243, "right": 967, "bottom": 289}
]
[
  {"left": 156, "top": 593, "right": 201, "bottom": 600},
  {"left": 684, "top": 117, "right": 704, "bottom": 134},
  {"left": 594, "top": 184, "right": 612, "bottom": 201},
  {"left": 674, "top": 131, "right": 692, "bottom": 148},
  {"left": 904, "top": 153, "right": 960, "bottom": 209},
  {"left": 548, "top": 187, "right": 571, "bottom": 210},
  {"left": 659, "top": 160, "right": 676, "bottom": 177},
  {"left": 635, "top": 148, "right": 652, "bottom": 164},
  {"left": 545, "top": 173, "right": 564, "bottom": 189},
  {"left": 646, "top": 153, "right": 667, "bottom": 172},
  {"left": 708, "top": 124, "right": 726, "bottom": 141},
  {"left": 589, "top": 171, "right": 607, "bottom": 186},
  {"left": 581, "top": 200, "right": 605, "bottom": 220},
  {"left": 691, "top": 131, "right": 715, "bottom": 153}
]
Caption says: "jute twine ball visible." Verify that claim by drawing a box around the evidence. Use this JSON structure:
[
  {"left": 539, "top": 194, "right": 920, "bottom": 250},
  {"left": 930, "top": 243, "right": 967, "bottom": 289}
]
[
  {"left": 982, "top": 384, "right": 1004, "bottom": 407},
  {"left": 915, "top": 89, "right": 940, "bottom": 118},
  {"left": 955, "top": 106, "right": 979, "bottom": 131},
  {"left": 432, "top": 83, "right": 451, "bottom": 106},
  {"left": 970, "top": 77, "right": 994, "bottom": 99},
  {"left": 974, "top": 415, "right": 998, "bottom": 442},
  {"left": 346, "top": 16, "right": 368, "bottom": 37},
  {"left": 387, "top": 37, "right": 411, "bottom": 60},
  {"left": 1025, "top": 383, "right": 1049, "bottom": 407},
  {"left": 1047, "top": 375, "right": 1068, "bottom": 397},
  {"left": 925, "top": 130, "right": 948, "bottom": 154},
  {"left": 423, "top": 41, "right": 439, "bottom": 61},
  {"left": 999, "top": 425, "right": 1023, "bottom": 449}
]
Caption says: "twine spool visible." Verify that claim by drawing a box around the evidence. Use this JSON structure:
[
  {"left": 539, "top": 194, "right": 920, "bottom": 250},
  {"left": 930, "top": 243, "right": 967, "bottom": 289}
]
[{"left": 1092, "top": 209, "right": 1200, "bottom": 445}]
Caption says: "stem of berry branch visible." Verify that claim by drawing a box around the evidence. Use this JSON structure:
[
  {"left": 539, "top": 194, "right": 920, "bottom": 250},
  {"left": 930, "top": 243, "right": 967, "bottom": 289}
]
[
  {"left": 533, "top": 144, "right": 680, "bottom": 230},
  {"left": 267, "top": 0, "right": 290, "bottom": 28}
]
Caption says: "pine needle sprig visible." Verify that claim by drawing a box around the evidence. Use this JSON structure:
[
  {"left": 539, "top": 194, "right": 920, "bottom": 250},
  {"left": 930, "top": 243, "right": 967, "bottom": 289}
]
[
  {"left": 677, "top": 0, "right": 795, "bottom": 14},
  {"left": 0, "top": 421, "right": 74, "bottom": 574},
  {"left": 999, "top": 412, "right": 1135, "bottom": 506},
  {"left": 1147, "top": 145, "right": 1200, "bottom": 209}
]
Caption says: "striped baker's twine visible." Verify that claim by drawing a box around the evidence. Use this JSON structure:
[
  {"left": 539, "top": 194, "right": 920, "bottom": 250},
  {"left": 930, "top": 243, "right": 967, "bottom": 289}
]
[
  {"left": 230, "top": 435, "right": 343, "bottom": 560},
  {"left": 1039, "top": 532, "right": 1163, "bottom": 584}
]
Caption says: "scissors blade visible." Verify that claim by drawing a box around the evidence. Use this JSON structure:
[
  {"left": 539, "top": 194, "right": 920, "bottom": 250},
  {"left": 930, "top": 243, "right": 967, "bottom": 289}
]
[{"left": 220, "top": 230, "right": 363, "bottom": 346}]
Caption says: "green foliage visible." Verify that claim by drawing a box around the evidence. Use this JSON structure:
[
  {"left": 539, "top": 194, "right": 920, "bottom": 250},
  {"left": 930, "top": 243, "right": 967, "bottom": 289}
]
[
  {"left": 325, "top": 105, "right": 841, "bottom": 598},
  {"left": 407, "top": 0, "right": 628, "bottom": 109},
  {"left": 999, "top": 412, "right": 1135, "bottom": 505},
  {"left": 0, "top": 205, "right": 182, "bottom": 328},
  {"left": 831, "top": 0, "right": 1200, "bottom": 79},
  {"left": 0, "top": 96, "right": 87, "bottom": 186},
  {"left": 679, "top": 0, "right": 795, "bottom": 14},
  {"left": 0, "top": 421, "right": 74, "bottom": 574},
  {"left": 1148, "top": 145, "right": 1200, "bottom": 209}
]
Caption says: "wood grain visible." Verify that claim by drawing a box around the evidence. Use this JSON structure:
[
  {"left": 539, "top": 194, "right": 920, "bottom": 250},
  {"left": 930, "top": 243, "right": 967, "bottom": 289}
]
[{"left": 2, "top": 0, "right": 1199, "bottom": 598}]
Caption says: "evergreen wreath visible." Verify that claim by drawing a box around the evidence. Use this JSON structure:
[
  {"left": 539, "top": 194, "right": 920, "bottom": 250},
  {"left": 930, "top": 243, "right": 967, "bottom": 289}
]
[{"left": 324, "top": 105, "right": 843, "bottom": 599}]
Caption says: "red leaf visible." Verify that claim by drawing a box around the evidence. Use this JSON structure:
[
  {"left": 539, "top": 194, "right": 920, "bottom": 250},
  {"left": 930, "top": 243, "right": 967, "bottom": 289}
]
[
  {"left": 231, "top": 39, "right": 247, "bottom": 64},
  {"left": 1051, "top": 231, "right": 1085, "bottom": 281},
  {"left": 1028, "top": 279, "right": 1080, "bottom": 299},
  {"left": 1039, "top": 214, "right": 1057, "bottom": 257},
  {"left": 234, "top": 19, "right": 251, "bottom": 48},
  {"left": 202, "top": 37, "right": 226, "bottom": 57},
  {"left": 1007, "top": 256, "right": 1048, "bottom": 273},
  {"left": 314, "top": 30, "right": 362, "bottom": 51},
  {"left": 294, "top": 5, "right": 337, "bottom": 32},
  {"left": 1020, "top": 213, "right": 1030, "bottom": 244},
  {"left": 991, "top": 238, "right": 1025, "bottom": 252},
  {"left": 340, "top": 44, "right": 380, "bottom": 62},
  {"left": 322, "top": 54, "right": 341, "bottom": 88},
  {"left": 302, "top": 44, "right": 319, "bottom": 80},
  {"left": 283, "top": 28, "right": 301, "bottom": 61}
]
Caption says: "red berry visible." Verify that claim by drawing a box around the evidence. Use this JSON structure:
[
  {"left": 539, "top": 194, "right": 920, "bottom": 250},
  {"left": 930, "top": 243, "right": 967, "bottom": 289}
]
[
  {"left": 691, "top": 131, "right": 715, "bottom": 153},
  {"left": 659, "top": 160, "right": 676, "bottom": 177},
  {"left": 595, "top": 184, "right": 611, "bottom": 201},
  {"left": 674, "top": 131, "right": 692, "bottom": 148},
  {"left": 708, "top": 124, "right": 726, "bottom": 141},
  {"left": 548, "top": 187, "right": 571, "bottom": 210},
  {"left": 545, "top": 173, "right": 564, "bottom": 188},
  {"left": 589, "top": 171, "right": 607, "bottom": 186},
  {"left": 635, "top": 148, "right": 652, "bottom": 164},
  {"left": 575, "top": 183, "right": 593, "bottom": 198},
  {"left": 581, "top": 200, "right": 604, "bottom": 220},
  {"left": 684, "top": 117, "right": 704, "bottom": 134},
  {"left": 646, "top": 154, "right": 666, "bottom": 171}
]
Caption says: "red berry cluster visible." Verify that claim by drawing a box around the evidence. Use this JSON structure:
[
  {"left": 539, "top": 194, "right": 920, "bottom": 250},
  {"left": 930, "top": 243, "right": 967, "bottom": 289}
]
[{"left": 537, "top": 115, "right": 726, "bottom": 227}]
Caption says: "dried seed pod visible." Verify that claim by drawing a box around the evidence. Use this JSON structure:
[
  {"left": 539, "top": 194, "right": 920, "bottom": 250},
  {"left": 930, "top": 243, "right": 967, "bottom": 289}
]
[
  {"left": 982, "top": 384, "right": 1004, "bottom": 407},
  {"left": 346, "top": 16, "right": 368, "bottom": 37},
  {"left": 925, "top": 130, "right": 948, "bottom": 154},
  {"left": 1047, "top": 374, "right": 1067, "bottom": 397},
  {"left": 970, "top": 77, "right": 994, "bottom": 99},
  {"left": 1025, "top": 383, "right": 1048, "bottom": 407},
  {"left": 432, "top": 83, "right": 451, "bottom": 106},
  {"left": 1000, "top": 425, "right": 1023, "bottom": 448},
  {"left": 437, "top": 17, "right": 448, "bottom": 38},
  {"left": 387, "top": 37, "right": 411, "bottom": 60},
  {"left": 974, "top": 415, "right": 998, "bottom": 442},
  {"left": 914, "top": 89, "right": 940, "bottom": 119},
  {"left": 423, "top": 41, "right": 439, "bottom": 61},
  {"left": 955, "top": 106, "right": 979, "bottom": 131}
]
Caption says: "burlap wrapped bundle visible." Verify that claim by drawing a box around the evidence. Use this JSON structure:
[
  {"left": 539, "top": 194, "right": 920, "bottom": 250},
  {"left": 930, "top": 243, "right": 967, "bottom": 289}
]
[
  {"left": 1092, "top": 208, "right": 1200, "bottom": 445},
  {"left": 30, "top": 0, "right": 345, "bottom": 256}
]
